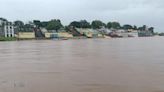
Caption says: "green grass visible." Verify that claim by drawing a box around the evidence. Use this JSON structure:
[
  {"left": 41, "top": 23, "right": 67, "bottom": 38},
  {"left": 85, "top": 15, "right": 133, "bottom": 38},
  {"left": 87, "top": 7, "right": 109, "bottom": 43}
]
[{"left": 0, "top": 37, "right": 17, "bottom": 41}]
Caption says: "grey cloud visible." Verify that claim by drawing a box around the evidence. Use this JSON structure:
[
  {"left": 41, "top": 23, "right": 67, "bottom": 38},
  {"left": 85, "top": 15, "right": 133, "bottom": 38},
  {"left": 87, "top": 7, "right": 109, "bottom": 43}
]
[{"left": 0, "top": 0, "right": 164, "bottom": 32}]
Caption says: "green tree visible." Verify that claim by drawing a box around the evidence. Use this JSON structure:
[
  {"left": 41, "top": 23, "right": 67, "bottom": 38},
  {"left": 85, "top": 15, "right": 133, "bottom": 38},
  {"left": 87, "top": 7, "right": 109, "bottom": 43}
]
[
  {"left": 133, "top": 25, "right": 138, "bottom": 30},
  {"left": 79, "top": 20, "right": 91, "bottom": 28},
  {"left": 41, "top": 22, "right": 48, "bottom": 28},
  {"left": 111, "top": 22, "right": 120, "bottom": 29},
  {"left": 14, "top": 20, "right": 24, "bottom": 27},
  {"left": 143, "top": 25, "right": 147, "bottom": 30},
  {"left": 14, "top": 20, "right": 25, "bottom": 32},
  {"left": 69, "top": 21, "right": 81, "bottom": 28},
  {"left": 69, "top": 20, "right": 91, "bottom": 28},
  {"left": 33, "top": 20, "right": 41, "bottom": 27},
  {"left": 123, "top": 24, "right": 133, "bottom": 30},
  {"left": 64, "top": 26, "right": 70, "bottom": 32},
  {"left": 91, "top": 20, "right": 105, "bottom": 29},
  {"left": 107, "top": 22, "right": 112, "bottom": 29},
  {"left": 46, "top": 19, "right": 63, "bottom": 31},
  {"left": 24, "top": 24, "right": 34, "bottom": 32},
  {"left": 138, "top": 27, "right": 143, "bottom": 31},
  {"left": 148, "top": 27, "right": 154, "bottom": 33}
]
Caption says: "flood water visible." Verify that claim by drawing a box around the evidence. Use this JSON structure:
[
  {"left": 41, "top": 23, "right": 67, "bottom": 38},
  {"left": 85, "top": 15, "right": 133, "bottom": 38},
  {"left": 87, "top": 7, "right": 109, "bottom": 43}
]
[{"left": 0, "top": 37, "right": 164, "bottom": 92}]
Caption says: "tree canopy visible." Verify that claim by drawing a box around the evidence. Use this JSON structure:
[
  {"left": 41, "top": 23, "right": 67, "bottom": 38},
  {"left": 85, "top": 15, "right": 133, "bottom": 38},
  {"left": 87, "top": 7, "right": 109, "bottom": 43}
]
[
  {"left": 91, "top": 20, "right": 106, "bottom": 29},
  {"left": 107, "top": 22, "right": 112, "bottom": 29},
  {"left": 33, "top": 20, "right": 41, "bottom": 27},
  {"left": 69, "top": 20, "right": 91, "bottom": 28},
  {"left": 46, "top": 19, "right": 63, "bottom": 31},
  {"left": 111, "top": 22, "right": 121, "bottom": 29},
  {"left": 123, "top": 24, "right": 133, "bottom": 30},
  {"left": 1, "top": 17, "right": 155, "bottom": 34},
  {"left": 69, "top": 21, "right": 81, "bottom": 28},
  {"left": 133, "top": 25, "right": 138, "bottom": 30},
  {"left": 148, "top": 27, "right": 154, "bottom": 33},
  {"left": 79, "top": 20, "right": 91, "bottom": 28},
  {"left": 14, "top": 20, "right": 24, "bottom": 27}
]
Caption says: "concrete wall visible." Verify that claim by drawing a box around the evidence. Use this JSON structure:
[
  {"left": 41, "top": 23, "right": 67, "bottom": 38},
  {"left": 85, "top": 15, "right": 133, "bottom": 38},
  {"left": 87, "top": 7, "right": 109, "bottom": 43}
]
[
  {"left": 58, "top": 32, "right": 73, "bottom": 38},
  {"left": 45, "top": 32, "right": 73, "bottom": 38},
  {"left": 18, "top": 32, "right": 35, "bottom": 39}
]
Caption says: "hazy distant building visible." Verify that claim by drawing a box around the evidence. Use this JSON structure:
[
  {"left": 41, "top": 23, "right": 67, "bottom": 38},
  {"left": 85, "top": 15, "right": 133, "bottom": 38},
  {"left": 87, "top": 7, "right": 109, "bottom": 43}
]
[
  {"left": 0, "top": 18, "right": 15, "bottom": 37},
  {"left": 138, "top": 26, "right": 154, "bottom": 37},
  {"left": 97, "top": 27, "right": 111, "bottom": 35},
  {"left": 108, "top": 29, "right": 138, "bottom": 38},
  {"left": 138, "top": 30, "right": 154, "bottom": 37}
]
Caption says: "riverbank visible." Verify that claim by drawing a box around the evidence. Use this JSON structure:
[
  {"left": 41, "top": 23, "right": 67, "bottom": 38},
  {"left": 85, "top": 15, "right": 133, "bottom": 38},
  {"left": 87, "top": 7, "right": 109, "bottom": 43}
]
[
  {"left": 0, "top": 36, "right": 106, "bottom": 42},
  {"left": 0, "top": 37, "right": 17, "bottom": 41}
]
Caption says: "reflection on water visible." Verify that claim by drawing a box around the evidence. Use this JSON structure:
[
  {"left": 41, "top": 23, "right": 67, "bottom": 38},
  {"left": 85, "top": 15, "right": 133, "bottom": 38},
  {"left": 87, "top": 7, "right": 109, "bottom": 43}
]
[{"left": 0, "top": 37, "right": 164, "bottom": 92}]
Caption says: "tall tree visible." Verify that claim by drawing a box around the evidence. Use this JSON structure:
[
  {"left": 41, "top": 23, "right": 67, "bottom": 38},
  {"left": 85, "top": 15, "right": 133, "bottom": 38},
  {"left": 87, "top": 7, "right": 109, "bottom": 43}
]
[
  {"left": 79, "top": 20, "right": 91, "bottom": 28},
  {"left": 69, "top": 21, "right": 81, "bottom": 28},
  {"left": 14, "top": 20, "right": 24, "bottom": 27},
  {"left": 123, "top": 24, "right": 133, "bottom": 30},
  {"left": 148, "top": 27, "right": 154, "bottom": 33},
  {"left": 14, "top": 20, "right": 25, "bottom": 32},
  {"left": 143, "top": 25, "right": 147, "bottom": 30},
  {"left": 46, "top": 19, "right": 63, "bottom": 31},
  {"left": 24, "top": 23, "right": 34, "bottom": 32},
  {"left": 69, "top": 20, "right": 91, "bottom": 28},
  {"left": 91, "top": 20, "right": 105, "bottom": 29},
  {"left": 41, "top": 21, "right": 48, "bottom": 28},
  {"left": 107, "top": 22, "right": 112, "bottom": 29},
  {"left": 133, "top": 25, "right": 138, "bottom": 30},
  {"left": 111, "top": 22, "right": 121, "bottom": 29},
  {"left": 33, "top": 20, "right": 41, "bottom": 27}
]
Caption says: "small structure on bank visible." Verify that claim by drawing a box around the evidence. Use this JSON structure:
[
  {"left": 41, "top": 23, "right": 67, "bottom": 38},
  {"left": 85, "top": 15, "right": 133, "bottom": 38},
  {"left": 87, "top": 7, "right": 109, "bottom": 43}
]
[
  {"left": 34, "top": 27, "right": 45, "bottom": 39},
  {"left": 75, "top": 28, "right": 104, "bottom": 38},
  {"left": 17, "top": 32, "right": 35, "bottom": 39},
  {"left": 108, "top": 29, "right": 139, "bottom": 38},
  {"left": 43, "top": 29, "right": 73, "bottom": 39},
  {"left": 15, "top": 22, "right": 36, "bottom": 39}
]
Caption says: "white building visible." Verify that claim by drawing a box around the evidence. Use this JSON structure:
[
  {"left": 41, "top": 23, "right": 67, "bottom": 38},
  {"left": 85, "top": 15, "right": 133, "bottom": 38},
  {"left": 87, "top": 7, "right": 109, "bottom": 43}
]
[
  {"left": 4, "top": 23, "right": 15, "bottom": 37},
  {"left": 0, "top": 18, "right": 15, "bottom": 37}
]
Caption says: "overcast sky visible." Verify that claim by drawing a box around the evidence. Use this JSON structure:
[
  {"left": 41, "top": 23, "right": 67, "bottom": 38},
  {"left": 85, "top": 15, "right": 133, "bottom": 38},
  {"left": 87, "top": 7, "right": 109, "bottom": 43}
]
[{"left": 0, "top": 0, "right": 164, "bottom": 32}]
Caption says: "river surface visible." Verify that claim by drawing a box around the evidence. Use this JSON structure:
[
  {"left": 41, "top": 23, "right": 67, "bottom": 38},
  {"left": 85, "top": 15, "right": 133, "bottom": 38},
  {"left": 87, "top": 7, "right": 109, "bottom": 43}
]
[{"left": 0, "top": 37, "right": 164, "bottom": 92}]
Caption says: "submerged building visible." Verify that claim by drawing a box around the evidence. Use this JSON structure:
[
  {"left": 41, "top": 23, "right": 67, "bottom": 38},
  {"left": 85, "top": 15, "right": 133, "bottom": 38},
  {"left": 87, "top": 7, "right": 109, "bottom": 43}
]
[
  {"left": 108, "top": 29, "right": 138, "bottom": 38},
  {"left": 138, "top": 26, "right": 154, "bottom": 37},
  {"left": 76, "top": 28, "right": 104, "bottom": 38},
  {"left": 138, "top": 30, "right": 154, "bottom": 37}
]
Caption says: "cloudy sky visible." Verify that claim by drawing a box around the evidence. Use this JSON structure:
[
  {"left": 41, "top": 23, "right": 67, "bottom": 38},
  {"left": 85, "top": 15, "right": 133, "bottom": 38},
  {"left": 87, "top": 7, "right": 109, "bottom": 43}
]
[{"left": 0, "top": 0, "right": 164, "bottom": 32}]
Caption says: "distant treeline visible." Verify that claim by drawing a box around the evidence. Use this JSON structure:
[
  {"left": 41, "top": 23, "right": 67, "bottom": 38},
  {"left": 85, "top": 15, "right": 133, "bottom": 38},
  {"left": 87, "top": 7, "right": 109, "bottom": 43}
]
[{"left": 1, "top": 18, "right": 154, "bottom": 32}]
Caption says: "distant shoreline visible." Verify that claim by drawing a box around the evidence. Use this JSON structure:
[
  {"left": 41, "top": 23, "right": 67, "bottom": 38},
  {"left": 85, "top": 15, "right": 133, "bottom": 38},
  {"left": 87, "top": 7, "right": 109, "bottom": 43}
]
[{"left": 1, "top": 36, "right": 163, "bottom": 42}]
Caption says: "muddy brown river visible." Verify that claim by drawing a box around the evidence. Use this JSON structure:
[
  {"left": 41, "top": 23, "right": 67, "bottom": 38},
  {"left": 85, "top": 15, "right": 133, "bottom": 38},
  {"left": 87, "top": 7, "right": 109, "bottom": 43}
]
[{"left": 0, "top": 37, "right": 164, "bottom": 92}]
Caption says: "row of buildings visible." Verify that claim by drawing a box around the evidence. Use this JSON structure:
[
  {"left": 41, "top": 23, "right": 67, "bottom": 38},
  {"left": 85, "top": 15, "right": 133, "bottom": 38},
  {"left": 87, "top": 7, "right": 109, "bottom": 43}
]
[
  {"left": 107, "top": 29, "right": 154, "bottom": 38},
  {"left": 0, "top": 18, "right": 105, "bottom": 39},
  {"left": 0, "top": 18, "right": 154, "bottom": 40}
]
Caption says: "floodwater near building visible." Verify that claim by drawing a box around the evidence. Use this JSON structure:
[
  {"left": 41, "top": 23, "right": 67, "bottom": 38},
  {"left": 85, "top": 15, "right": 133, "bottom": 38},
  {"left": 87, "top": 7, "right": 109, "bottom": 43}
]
[{"left": 0, "top": 37, "right": 164, "bottom": 92}]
